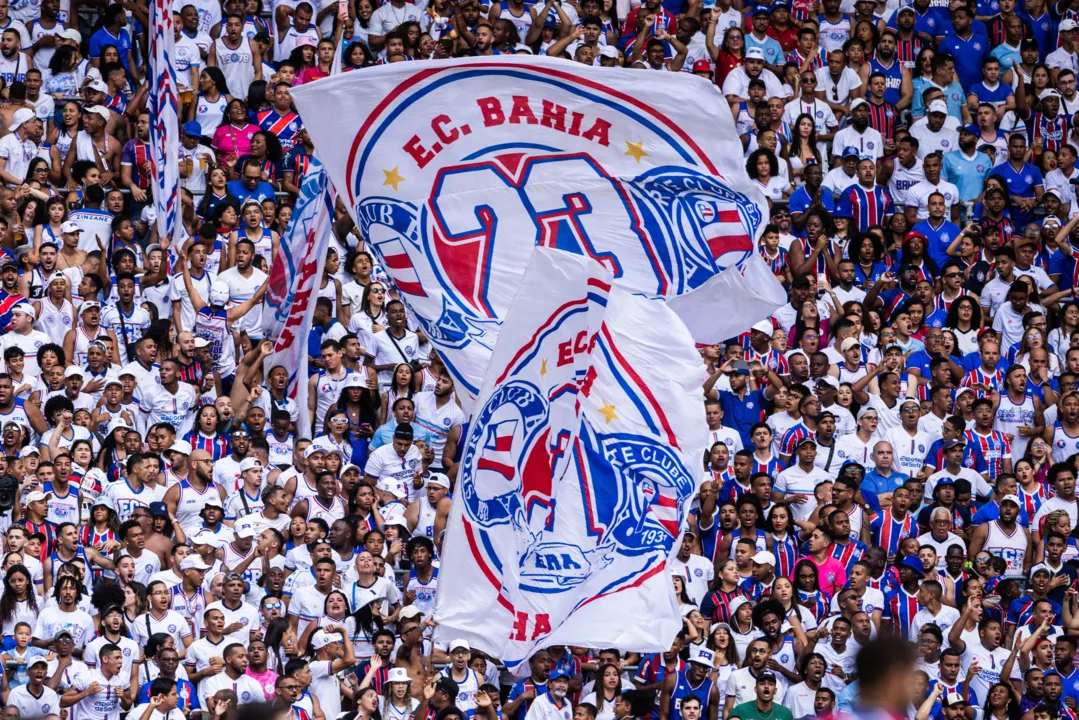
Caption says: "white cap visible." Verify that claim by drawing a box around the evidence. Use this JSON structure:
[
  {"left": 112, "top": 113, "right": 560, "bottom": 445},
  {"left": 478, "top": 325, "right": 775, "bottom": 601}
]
[
  {"left": 840, "top": 337, "right": 860, "bottom": 352},
  {"left": 85, "top": 79, "right": 106, "bottom": 94},
  {"left": 191, "top": 530, "right": 223, "bottom": 547},
  {"left": 398, "top": 605, "right": 423, "bottom": 620},
  {"left": 59, "top": 28, "right": 81, "bottom": 42},
  {"left": 86, "top": 104, "right": 110, "bottom": 121},
  {"left": 18, "top": 446, "right": 39, "bottom": 458},
  {"left": 342, "top": 374, "right": 367, "bottom": 389},
  {"left": 849, "top": 98, "right": 868, "bottom": 111},
  {"left": 1000, "top": 494, "right": 1022, "bottom": 507},
  {"left": 64, "top": 366, "right": 84, "bottom": 379},
  {"left": 745, "top": 46, "right": 765, "bottom": 60},
  {"left": 599, "top": 45, "right": 618, "bottom": 59},
  {"left": 106, "top": 416, "right": 135, "bottom": 435},
  {"left": 311, "top": 629, "right": 342, "bottom": 649},
  {"left": 752, "top": 550, "right": 777, "bottom": 566},
  {"left": 193, "top": 337, "right": 210, "bottom": 349},
  {"left": 927, "top": 99, "right": 948, "bottom": 114},
  {"left": 235, "top": 522, "right": 259, "bottom": 539},
  {"left": 428, "top": 472, "right": 451, "bottom": 489},
  {"left": 751, "top": 320, "right": 774, "bottom": 335},
  {"left": 690, "top": 646, "right": 716, "bottom": 667},
  {"left": 59, "top": 220, "right": 81, "bottom": 234},
  {"left": 180, "top": 555, "right": 212, "bottom": 571},
  {"left": 24, "top": 490, "right": 49, "bottom": 504},
  {"left": 1062, "top": 18, "right": 1078, "bottom": 30},
  {"left": 168, "top": 440, "right": 192, "bottom": 456},
  {"left": 202, "top": 497, "right": 224, "bottom": 510},
  {"left": 209, "top": 281, "right": 230, "bottom": 307},
  {"left": 449, "top": 638, "right": 471, "bottom": 652},
  {"left": 80, "top": 301, "right": 101, "bottom": 313},
  {"left": 341, "top": 463, "right": 362, "bottom": 476},
  {"left": 11, "top": 303, "right": 34, "bottom": 319},
  {"left": 103, "top": 373, "right": 123, "bottom": 388},
  {"left": 387, "top": 667, "right": 411, "bottom": 684},
  {"left": 240, "top": 457, "right": 262, "bottom": 472},
  {"left": 9, "top": 108, "right": 34, "bottom": 132},
  {"left": 1040, "top": 88, "right": 1063, "bottom": 101}
]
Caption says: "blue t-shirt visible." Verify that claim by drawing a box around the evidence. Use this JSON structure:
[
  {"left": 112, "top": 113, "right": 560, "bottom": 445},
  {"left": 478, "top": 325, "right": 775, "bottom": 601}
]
[
  {"left": 943, "top": 149, "right": 994, "bottom": 203},
  {"left": 88, "top": 27, "right": 133, "bottom": 74},
  {"left": 936, "top": 33, "right": 990, "bottom": 88},
  {"left": 226, "top": 179, "right": 278, "bottom": 204},
  {"left": 718, "top": 388, "right": 767, "bottom": 449}
]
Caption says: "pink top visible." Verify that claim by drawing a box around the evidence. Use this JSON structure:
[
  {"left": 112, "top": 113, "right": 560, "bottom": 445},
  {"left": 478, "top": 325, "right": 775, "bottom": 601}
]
[
  {"left": 802, "top": 556, "right": 847, "bottom": 596},
  {"left": 247, "top": 667, "right": 278, "bottom": 700},
  {"left": 211, "top": 123, "right": 258, "bottom": 167}
]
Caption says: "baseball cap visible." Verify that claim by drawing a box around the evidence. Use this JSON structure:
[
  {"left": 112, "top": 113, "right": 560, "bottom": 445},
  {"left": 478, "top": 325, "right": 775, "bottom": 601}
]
[
  {"left": 690, "top": 646, "right": 715, "bottom": 667},
  {"left": 1063, "top": 18, "right": 1079, "bottom": 31},
  {"left": 149, "top": 501, "right": 169, "bottom": 517},
  {"left": 311, "top": 630, "right": 342, "bottom": 649},
  {"left": 193, "top": 337, "right": 210, "bottom": 349},
  {"left": 849, "top": 98, "right": 868, "bottom": 111},
  {"left": 928, "top": 99, "right": 948, "bottom": 114},
  {"left": 752, "top": 320, "right": 774, "bottom": 335},
  {"left": 693, "top": 59, "right": 712, "bottom": 73},
  {"left": 1000, "top": 494, "right": 1021, "bottom": 507},
  {"left": 8, "top": 107, "right": 34, "bottom": 132},
  {"left": 398, "top": 605, "right": 423, "bottom": 620},
  {"left": 202, "top": 497, "right": 224, "bottom": 510},
  {"left": 209, "top": 281, "right": 230, "bottom": 307},
  {"left": 841, "top": 146, "right": 860, "bottom": 159},
  {"left": 64, "top": 366, "right": 84, "bottom": 378},
  {"left": 428, "top": 472, "right": 451, "bottom": 489},
  {"left": 752, "top": 550, "right": 777, "bottom": 566},
  {"left": 239, "top": 457, "right": 262, "bottom": 472},
  {"left": 449, "top": 639, "right": 471, "bottom": 652},
  {"left": 191, "top": 530, "right": 223, "bottom": 547},
  {"left": 549, "top": 669, "right": 571, "bottom": 681},
  {"left": 11, "top": 303, "right": 34, "bottom": 319},
  {"left": 80, "top": 301, "right": 101, "bottom": 312},
  {"left": 168, "top": 439, "right": 192, "bottom": 456},
  {"left": 942, "top": 693, "right": 967, "bottom": 709},
  {"left": 745, "top": 46, "right": 765, "bottom": 60},
  {"left": 342, "top": 374, "right": 367, "bottom": 389},
  {"left": 1040, "top": 88, "right": 1063, "bottom": 101},
  {"left": 180, "top": 555, "right": 212, "bottom": 571},
  {"left": 182, "top": 120, "right": 202, "bottom": 136},
  {"left": 599, "top": 45, "right": 618, "bottom": 59},
  {"left": 757, "top": 671, "right": 778, "bottom": 683},
  {"left": 817, "top": 375, "right": 839, "bottom": 389},
  {"left": 86, "top": 104, "right": 110, "bottom": 121},
  {"left": 17, "top": 446, "right": 38, "bottom": 458},
  {"left": 24, "top": 490, "right": 49, "bottom": 504},
  {"left": 943, "top": 438, "right": 966, "bottom": 449},
  {"left": 900, "top": 397, "right": 921, "bottom": 409},
  {"left": 897, "top": 5, "right": 915, "bottom": 13},
  {"left": 840, "top": 337, "right": 860, "bottom": 351},
  {"left": 59, "top": 28, "right": 80, "bottom": 42}
]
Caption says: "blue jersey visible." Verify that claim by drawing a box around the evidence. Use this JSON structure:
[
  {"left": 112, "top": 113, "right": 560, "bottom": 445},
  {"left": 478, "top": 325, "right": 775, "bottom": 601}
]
[
  {"left": 936, "top": 33, "right": 990, "bottom": 88},
  {"left": 884, "top": 586, "right": 922, "bottom": 637},
  {"left": 869, "top": 509, "right": 916, "bottom": 557},
  {"left": 943, "top": 150, "right": 994, "bottom": 203},
  {"left": 717, "top": 388, "right": 767, "bottom": 449},
  {"left": 913, "top": 218, "right": 962, "bottom": 270},
  {"left": 967, "top": 81, "right": 1014, "bottom": 109},
  {"left": 669, "top": 669, "right": 715, "bottom": 720},
  {"left": 868, "top": 56, "right": 904, "bottom": 107},
  {"left": 992, "top": 162, "right": 1043, "bottom": 228},
  {"left": 836, "top": 184, "right": 894, "bottom": 234},
  {"left": 788, "top": 185, "right": 834, "bottom": 238}
]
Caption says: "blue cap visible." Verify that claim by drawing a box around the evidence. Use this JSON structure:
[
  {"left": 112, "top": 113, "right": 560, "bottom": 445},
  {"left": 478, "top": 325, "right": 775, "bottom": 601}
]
[
  {"left": 549, "top": 669, "right": 571, "bottom": 681},
  {"left": 833, "top": 205, "right": 853, "bottom": 219},
  {"left": 149, "top": 501, "right": 168, "bottom": 517},
  {"left": 899, "top": 555, "right": 925, "bottom": 577},
  {"left": 841, "top": 146, "right": 861, "bottom": 158},
  {"left": 182, "top": 120, "right": 203, "bottom": 136},
  {"left": 770, "top": 0, "right": 790, "bottom": 9},
  {"left": 936, "top": 477, "right": 955, "bottom": 486}
]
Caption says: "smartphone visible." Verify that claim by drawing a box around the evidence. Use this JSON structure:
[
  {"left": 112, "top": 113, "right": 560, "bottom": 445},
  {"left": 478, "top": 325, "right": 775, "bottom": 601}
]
[{"left": 360, "top": 423, "right": 373, "bottom": 433}]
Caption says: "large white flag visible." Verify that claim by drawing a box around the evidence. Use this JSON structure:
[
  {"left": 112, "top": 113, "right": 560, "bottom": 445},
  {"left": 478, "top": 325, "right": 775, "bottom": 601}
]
[
  {"left": 433, "top": 248, "right": 708, "bottom": 673},
  {"left": 290, "top": 56, "right": 784, "bottom": 409}
]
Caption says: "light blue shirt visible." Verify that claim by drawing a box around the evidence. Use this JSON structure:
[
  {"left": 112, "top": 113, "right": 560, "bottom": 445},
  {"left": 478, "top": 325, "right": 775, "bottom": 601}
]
[
  {"left": 745, "top": 32, "right": 785, "bottom": 67},
  {"left": 942, "top": 148, "right": 994, "bottom": 202}
]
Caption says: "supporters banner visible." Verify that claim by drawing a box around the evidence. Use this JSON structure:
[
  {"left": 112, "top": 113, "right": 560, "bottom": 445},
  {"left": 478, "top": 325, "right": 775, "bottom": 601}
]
[
  {"left": 147, "top": 0, "right": 180, "bottom": 243},
  {"left": 290, "top": 56, "right": 784, "bottom": 408},
  {"left": 433, "top": 248, "right": 708, "bottom": 673},
  {"left": 262, "top": 163, "right": 333, "bottom": 438}
]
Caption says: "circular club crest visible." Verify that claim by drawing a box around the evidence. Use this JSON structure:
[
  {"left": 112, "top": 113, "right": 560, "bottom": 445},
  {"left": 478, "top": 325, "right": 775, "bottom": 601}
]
[{"left": 346, "top": 59, "right": 763, "bottom": 343}]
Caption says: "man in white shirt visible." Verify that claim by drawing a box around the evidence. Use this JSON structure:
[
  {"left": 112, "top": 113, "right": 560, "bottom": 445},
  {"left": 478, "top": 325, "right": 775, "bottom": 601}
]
[
  {"left": 197, "top": 643, "right": 265, "bottom": 708},
  {"left": 723, "top": 46, "right": 789, "bottom": 101},
  {"left": 308, "top": 628, "right": 356, "bottom": 720},
  {"left": 668, "top": 532, "right": 714, "bottom": 605},
  {"left": 910, "top": 100, "right": 961, "bottom": 158},
  {"left": 8, "top": 659, "right": 61, "bottom": 720},
  {"left": 905, "top": 152, "right": 960, "bottom": 221},
  {"left": 205, "top": 573, "right": 260, "bottom": 648},
  {"left": 363, "top": 423, "right": 424, "bottom": 504},
  {"left": 526, "top": 668, "right": 574, "bottom": 720},
  {"left": 831, "top": 100, "right": 883, "bottom": 161},
  {"left": 773, "top": 437, "right": 831, "bottom": 522},
  {"left": 0, "top": 107, "right": 40, "bottom": 187}
]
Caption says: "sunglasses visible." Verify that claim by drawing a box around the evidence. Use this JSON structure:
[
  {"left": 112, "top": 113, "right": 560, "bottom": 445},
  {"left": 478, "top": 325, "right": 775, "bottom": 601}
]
[{"left": 943, "top": 272, "right": 961, "bottom": 278}]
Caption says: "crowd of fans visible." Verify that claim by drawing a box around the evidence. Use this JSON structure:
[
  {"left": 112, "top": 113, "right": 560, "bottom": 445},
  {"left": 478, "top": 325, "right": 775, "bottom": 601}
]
[{"left": 4, "top": 0, "right": 1079, "bottom": 718}]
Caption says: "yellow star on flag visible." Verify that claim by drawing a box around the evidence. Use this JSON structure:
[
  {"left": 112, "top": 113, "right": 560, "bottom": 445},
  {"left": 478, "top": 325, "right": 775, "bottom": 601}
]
[
  {"left": 540, "top": 358, "right": 548, "bottom": 376},
  {"left": 383, "top": 166, "right": 405, "bottom": 191},
  {"left": 624, "top": 141, "right": 648, "bottom": 163},
  {"left": 598, "top": 401, "right": 618, "bottom": 424}
]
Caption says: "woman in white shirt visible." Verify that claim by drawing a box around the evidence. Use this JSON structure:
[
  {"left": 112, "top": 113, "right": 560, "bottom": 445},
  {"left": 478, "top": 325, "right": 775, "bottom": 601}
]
[
  {"left": 579, "top": 664, "right": 623, "bottom": 720},
  {"left": 746, "top": 148, "right": 791, "bottom": 207}
]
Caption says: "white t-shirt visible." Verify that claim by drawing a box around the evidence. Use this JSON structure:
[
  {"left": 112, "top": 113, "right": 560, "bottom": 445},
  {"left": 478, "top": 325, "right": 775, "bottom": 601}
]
[
  {"left": 7, "top": 683, "right": 60, "bottom": 720},
  {"left": 364, "top": 443, "right": 423, "bottom": 501},
  {"left": 199, "top": 671, "right": 265, "bottom": 708},
  {"left": 33, "top": 606, "right": 95, "bottom": 648},
  {"left": 369, "top": 2, "right": 422, "bottom": 35},
  {"left": 205, "top": 599, "right": 261, "bottom": 648},
  {"left": 906, "top": 179, "right": 960, "bottom": 219},
  {"left": 71, "top": 669, "right": 129, "bottom": 720},
  {"left": 287, "top": 584, "right": 329, "bottom": 637},
  {"left": 310, "top": 658, "right": 343, "bottom": 719},
  {"left": 370, "top": 329, "right": 420, "bottom": 388}
]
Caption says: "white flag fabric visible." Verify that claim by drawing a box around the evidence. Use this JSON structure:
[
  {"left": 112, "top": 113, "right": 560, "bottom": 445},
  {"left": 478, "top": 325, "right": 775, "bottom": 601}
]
[
  {"left": 261, "top": 163, "right": 333, "bottom": 438},
  {"left": 433, "top": 248, "right": 708, "bottom": 673},
  {"left": 290, "top": 56, "right": 784, "bottom": 409}
]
